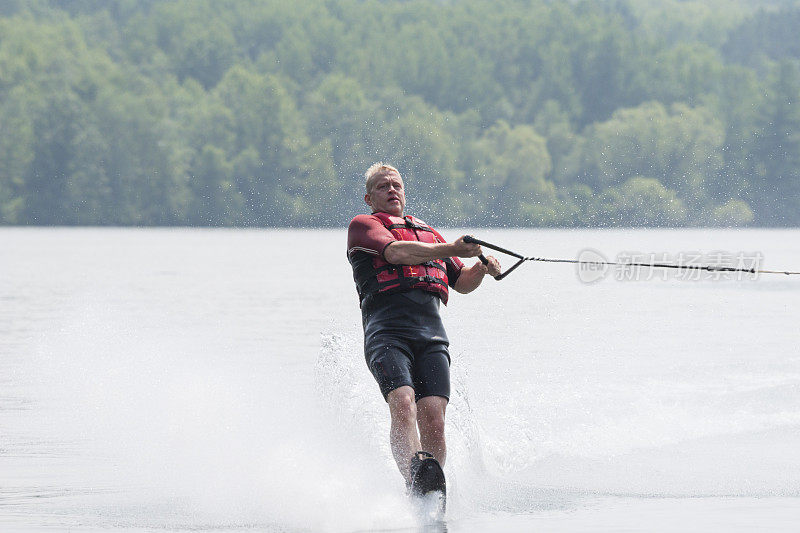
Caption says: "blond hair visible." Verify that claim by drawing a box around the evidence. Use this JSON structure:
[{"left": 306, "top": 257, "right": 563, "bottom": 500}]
[{"left": 364, "top": 162, "right": 400, "bottom": 192}]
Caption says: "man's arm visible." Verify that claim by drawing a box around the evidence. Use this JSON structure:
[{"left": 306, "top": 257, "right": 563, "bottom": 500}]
[
  {"left": 453, "top": 256, "right": 501, "bottom": 294},
  {"left": 384, "top": 233, "right": 501, "bottom": 294},
  {"left": 383, "top": 236, "right": 482, "bottom": 265}
]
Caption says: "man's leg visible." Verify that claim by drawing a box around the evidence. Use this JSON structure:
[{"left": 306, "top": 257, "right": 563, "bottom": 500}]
[
  {"left": 387, "top": 385, "right": 421, "bottom": 484},
  {"left": 416, "top": 395, "right": 448, "bottom": 466}
]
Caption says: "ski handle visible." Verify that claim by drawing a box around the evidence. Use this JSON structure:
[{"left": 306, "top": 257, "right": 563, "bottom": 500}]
[{"left": 463, "top": 235, "right": 527, "bottom": 281}]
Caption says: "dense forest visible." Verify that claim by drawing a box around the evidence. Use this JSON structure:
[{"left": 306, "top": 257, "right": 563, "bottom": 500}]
[{"left": 0, "top": 0, "right": 799, "bottom": 227}]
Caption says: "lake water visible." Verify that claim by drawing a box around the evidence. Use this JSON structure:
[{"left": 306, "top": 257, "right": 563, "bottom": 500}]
[{"left": 1, "top": 227, "right": 799, "bottom": 532}]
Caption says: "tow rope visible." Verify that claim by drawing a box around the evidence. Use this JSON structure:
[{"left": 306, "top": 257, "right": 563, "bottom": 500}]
[{"left": 463, "top": 236, "right": 800, "bottom": 281}]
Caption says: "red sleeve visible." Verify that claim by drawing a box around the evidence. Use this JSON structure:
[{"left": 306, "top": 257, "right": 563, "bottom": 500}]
[
  {"left": 347, "top": 215, "right": 396, "bottom": 259},
  {"left": 430, "top": 228, "right": 464, "bottom": 287}
]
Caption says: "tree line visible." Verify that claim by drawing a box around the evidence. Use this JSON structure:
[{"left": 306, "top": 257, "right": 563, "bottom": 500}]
[{"left": 0, "top": 0, "right": 798, "bottom": 227}]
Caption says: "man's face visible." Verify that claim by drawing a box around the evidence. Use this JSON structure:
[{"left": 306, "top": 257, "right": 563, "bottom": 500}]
[{"left": 365, "top": 171, "right": 406, "bottom": 216}]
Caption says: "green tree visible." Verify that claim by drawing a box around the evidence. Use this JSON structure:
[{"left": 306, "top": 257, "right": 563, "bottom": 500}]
[
  {"left": 150, "top": 2, "right": 237, "bottom": 89},
  {"left": 467, "top": 120, "right": 557, "bottom": 225},
  {"left": 0, "top": 88, "right": 34, "bottom": 223},
  {"left": 565, "top": 101, "right": 725, "bottom": 218},
  {"left": 709, "top": 199, "right": 754, "bottom": 227},
  {"left": 213, "top": 65, "right": 336, "bottom": 225},
  {"left": 187, "top": 145, "right": 243, "bottom": 225},
  {"left": 598, "top": 176, "right": 688, "bottom": 226},
  {"left": 0, "top": 0, "right": 797, "bottom": 227},
  {"left": 723, "top": 5, "right": 800, "bottom": 70},
  {"left": 745, "top": 60, "right": 800, "bottom": 225}
]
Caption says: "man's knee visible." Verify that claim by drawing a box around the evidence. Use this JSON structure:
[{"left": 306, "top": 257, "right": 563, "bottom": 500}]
[
  {"left": 417, "top": 396, "right": 447, "bottom": 436},
  {"left": 419, "top": 410, "right": 445, "bottom": 435},
  {"left": 388, "top": 386, "right": 417, "bottom": 426}
]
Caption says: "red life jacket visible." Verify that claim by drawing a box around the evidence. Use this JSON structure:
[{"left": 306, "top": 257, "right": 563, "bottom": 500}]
[{"left": 357, "top": 212, "right": 451, "bottom": 305}]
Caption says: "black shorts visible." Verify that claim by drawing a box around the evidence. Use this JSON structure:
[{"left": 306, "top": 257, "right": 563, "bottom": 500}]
[
  {"left": 366, "top": 336, "right": 451, "bottom": 402},
  {"left": 362, "top": 290, "right": 451, "bottom": 402}
]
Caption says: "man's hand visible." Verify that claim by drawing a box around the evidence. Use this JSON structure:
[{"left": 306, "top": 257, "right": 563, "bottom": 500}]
[
  {"left": 484, "top": 255, "right": 501, "bottom": 277},
  {"left": 454, "top": 255, "right": 502, "bottom": 294},
  {"left": 451, "top": 236, "right": 483, "bottom": 258}
]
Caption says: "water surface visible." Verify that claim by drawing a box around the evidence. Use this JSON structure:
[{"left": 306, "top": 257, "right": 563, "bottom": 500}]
[{"left": 1, "top": 228, "right": 799, "bottom": 531}]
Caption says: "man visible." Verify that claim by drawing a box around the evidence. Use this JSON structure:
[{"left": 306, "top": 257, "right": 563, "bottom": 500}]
[{"left": 346, "top": 162, "right": 501, "bottom": 493}]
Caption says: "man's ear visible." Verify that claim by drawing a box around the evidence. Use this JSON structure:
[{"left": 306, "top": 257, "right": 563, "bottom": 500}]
[{"left": 364, "top": 193, "right": 372, "bottom": 207}]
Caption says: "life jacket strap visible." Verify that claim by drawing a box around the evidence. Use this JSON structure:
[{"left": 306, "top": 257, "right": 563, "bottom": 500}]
[
  {"left": 377, "top": 275, "right": 448, "bottom": 290},
  {"left": 374, "top": 261, "right": 446, "bottom": 273}
]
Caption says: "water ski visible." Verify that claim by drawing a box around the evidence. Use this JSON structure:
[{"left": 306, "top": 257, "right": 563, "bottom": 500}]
[{"left": 409, "top": 451, "right": 446, "bottom": 516}]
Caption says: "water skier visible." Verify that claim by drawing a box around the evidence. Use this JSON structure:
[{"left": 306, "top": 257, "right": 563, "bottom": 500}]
[{"left": 346, "top": 163, "right": 501, "bottom": 498}]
